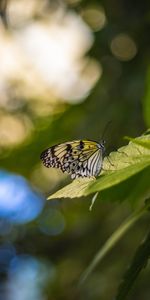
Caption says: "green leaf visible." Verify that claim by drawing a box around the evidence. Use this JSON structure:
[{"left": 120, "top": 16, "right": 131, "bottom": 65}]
[
  {"left": 124, "top": 136, "right": 150, "bottom": 149},
  {"left": 78, "top": 206, "right": 148, "bottom": 286},
  {"left": 116, "top": 228, "right": 150, "bottom": 300},
  {"left": 47, "top": 133, "right": 150, "bottom": 200},
  {"left": 78, "top": 200, "right": 150, "bottom": 286}
]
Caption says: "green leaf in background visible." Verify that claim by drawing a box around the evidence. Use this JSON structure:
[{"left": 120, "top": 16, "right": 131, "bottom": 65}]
[
  {"left": 78, "top": 199, "right": 150, "bottom": 287},
  {"left": 47, "top": 132, "right": 150, "bottom": 200},
  {"left": 116, "top": 227, "right": 150, "bottom": 300},
  {"left": 78, "top": 204, "right": 148, "bottom": 286}
]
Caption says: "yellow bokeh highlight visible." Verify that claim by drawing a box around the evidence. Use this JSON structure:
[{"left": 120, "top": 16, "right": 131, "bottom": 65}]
[
  {"left": 110, "top": 33, "right": 137, "bottom": 61},
  {"left": 81, "top": 5, "right": 107, "bottom": 32},
  {"left": 0, "top": 114, "right": 32, "bottom": 147}
]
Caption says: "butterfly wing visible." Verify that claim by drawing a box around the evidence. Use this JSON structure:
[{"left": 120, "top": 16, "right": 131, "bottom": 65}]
[{"left": 40, "top": 140, "right": 103, "bottom": 179}]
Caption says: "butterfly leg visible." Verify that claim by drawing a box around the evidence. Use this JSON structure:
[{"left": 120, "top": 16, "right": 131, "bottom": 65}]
[
  {"left": 106, "top": 156, "right": 114, "bottom": 167},
  {"left": 118, "top": 150, "right": 128, "bottom": 156}
]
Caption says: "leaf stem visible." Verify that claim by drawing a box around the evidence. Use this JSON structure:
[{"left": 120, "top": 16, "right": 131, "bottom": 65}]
[{"left": 78, "top": 205, "right": 148, "bottom": 287}]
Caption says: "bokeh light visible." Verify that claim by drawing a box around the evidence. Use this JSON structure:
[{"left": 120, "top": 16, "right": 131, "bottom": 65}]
[
  {"left": 17, "top": 14, "right": 99, "bottom": 102},
  {"left": 7, "top": 0, "right": 44, "bottom": 27},
  {"left": 110, "top": 33, "right": 137, "bottom": 61},
  {"left": 0, "top": 5, "right": 101, "bottom": 111},
  {"left": 0, "top": 114, "right": 32, "bottom": 147},
  {"left": 6, "top": 255, "right": 56, "bottom": 300},
  {"left": 0, "top": 170, "right": 44, "bottom": 223},
  {"left": 38, "top": 207, "right": 65, "bottom": 236},
  {"left": 81, "top": 5, "right": 107, "bottom": 32}
]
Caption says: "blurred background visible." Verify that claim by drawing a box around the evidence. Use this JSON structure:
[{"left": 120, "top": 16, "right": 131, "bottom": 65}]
[{"left": 0, "top": 0, "right": 150, "bottom": 299}]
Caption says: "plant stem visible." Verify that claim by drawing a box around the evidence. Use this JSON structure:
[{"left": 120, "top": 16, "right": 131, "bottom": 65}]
[{"left": 78, "top": 206, "right": 148, "bottom": 287}]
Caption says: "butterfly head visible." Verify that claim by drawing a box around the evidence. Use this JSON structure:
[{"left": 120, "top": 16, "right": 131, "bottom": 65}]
[{"left": 99, "top": 139, "right": 106, "bottom": 154}]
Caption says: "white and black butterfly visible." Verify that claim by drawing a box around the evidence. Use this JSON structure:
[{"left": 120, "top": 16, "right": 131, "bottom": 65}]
[{"left": 40, "top": 140, "right": 105, "bottom": 179}]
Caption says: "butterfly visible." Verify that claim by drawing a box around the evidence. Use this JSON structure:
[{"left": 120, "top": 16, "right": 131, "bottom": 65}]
[{"left": 40, "top": 140, "right": 105, "bottom": 179}]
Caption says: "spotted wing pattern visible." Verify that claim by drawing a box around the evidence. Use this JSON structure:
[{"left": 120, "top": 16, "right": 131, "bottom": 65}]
[{"left": 40, "top": 140, "right": 104, "bottom": 179}]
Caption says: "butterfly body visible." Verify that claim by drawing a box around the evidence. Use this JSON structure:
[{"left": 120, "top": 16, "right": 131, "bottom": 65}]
[{"left": 40, "top": 140, "right": 105, "bottom": 179}]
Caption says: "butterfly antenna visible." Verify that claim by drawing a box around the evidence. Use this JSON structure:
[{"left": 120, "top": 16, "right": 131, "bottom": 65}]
[{"left": 100, "top": 120, "right": 112, "bottom": 142}]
